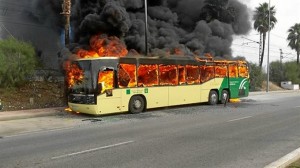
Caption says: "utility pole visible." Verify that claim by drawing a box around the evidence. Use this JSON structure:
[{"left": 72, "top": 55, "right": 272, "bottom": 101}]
[
  {"left": 279, "top": 49, "right": 283, "bottom": 82},
  {"left": 61, "top": 0, "right": 71, "bottom": 46},
  {"left": 144, "top": 0, "right": 148, "bottom": 56},
  {"left": 280, "top": 49, "right": 283, "bottom": 64},
  {"left": 266, "top": 0, "right": 271, "bottom": 92},
  {"left": 61, "top": 0, "right": 71, "bottom": 105}
]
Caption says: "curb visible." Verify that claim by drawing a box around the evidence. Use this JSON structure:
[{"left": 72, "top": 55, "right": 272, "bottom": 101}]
[
  {"left": 0, "top": 108, "right": 65, "bottom": 121},
  {"left": 265, "top": 147, "right": 300, "bottom": 168},
  {"left": 250, "top": 90, "right": 300, "bottom": 96}
]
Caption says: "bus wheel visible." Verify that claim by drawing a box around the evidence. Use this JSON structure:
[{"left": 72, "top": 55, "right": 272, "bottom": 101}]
[
  {"left": 220, "top": 90, "right": 229, "bottom": 104},
  {"left": 208, "top": 90, "right": 218, "bottom": 105},
  {"left": 129, "top": 96, "right": 145, "bottom": 114}
]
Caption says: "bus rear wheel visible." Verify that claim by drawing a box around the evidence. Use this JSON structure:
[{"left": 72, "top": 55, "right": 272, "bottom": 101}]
[
  {"left": 208, "top": 90, "right": 218, "bottom": 105},
  {"left": 129, "top": 96, "right": 145, "bottom": 114},
  {"left": 220, "top": 90, "right": 229, "bottom": 104}
]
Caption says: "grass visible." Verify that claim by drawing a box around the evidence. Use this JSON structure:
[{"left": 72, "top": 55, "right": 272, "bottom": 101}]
[{"left": 287, "top": 158, "right": 300, "bottom": 168}]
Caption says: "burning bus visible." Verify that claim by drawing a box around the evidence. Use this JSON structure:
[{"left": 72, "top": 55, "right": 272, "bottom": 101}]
[{"left": 66, "top": 55, "right": 249, "bottom": 115}]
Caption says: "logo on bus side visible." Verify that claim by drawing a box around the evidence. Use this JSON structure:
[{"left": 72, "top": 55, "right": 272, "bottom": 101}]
[{"left": 126, "top": 88, "right": 149, "bottom": 95}]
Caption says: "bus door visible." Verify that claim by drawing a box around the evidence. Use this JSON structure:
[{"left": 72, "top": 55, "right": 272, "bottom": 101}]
[
  {"left": 98, "top": 67, "right": 122, "bottom": 113},
  {"left": 228, "top": 63, "right": 239, "bottom": 98}
]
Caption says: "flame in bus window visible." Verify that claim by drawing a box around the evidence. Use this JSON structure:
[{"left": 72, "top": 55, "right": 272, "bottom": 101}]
[
  {"left": 65, "top": 62, "right": 84, "bottom": 88},
  {"left": 238, "top": 64, "right": 248, "bottom": 78},
  {"left": 178, "top": 65, "right": 186, "bottom": 85},
  {"left": 200, "top": 65, "right": 214, "bottom": 83},
  {"left": 98, "top": 71, "right": 114, "bottom": 93},
  {"left": 159, "top": 65, "right": 178, "bottom": 85},
  {"left": 229, "top": 65, "right": 238, "bottom": 78},
  {"left": 186, "top": 65, "right": 200, "bottom": 84},
  {"left": 215, "top": 65, "right": 227, "bottom": 78},
  {"left": 118, "top": 64, "right": 137, "bottom": 88},
  {"left": 138, "top": 65, "right": 159, "bottom": 87}
]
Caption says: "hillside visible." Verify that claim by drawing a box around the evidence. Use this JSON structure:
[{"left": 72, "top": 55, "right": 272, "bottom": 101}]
[{"left": 0, "top": 81, "right": 65, "bottom": 111}]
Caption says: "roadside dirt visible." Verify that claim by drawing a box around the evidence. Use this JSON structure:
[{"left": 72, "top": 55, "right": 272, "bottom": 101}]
[
  {"left": 0, "top": 81, "right": 66, "bottom": 111},
  {"left": 261, "top": 81, "right": 284, "bottom": 91}
]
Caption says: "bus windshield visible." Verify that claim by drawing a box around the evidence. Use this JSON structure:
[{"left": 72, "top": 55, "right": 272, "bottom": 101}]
[{"left": 67, "top": 60, "right": 95, "bottom": 94}]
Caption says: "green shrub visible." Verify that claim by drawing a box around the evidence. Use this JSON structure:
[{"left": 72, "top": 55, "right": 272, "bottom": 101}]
[
  {"left": 249, "top": 62, "right": 264, "bottom": 91},
  {"left": 284, "top": 61, "right": 300, "bottom": 84},
  {"left": 270, "top": 61, "right": 285, "bottom": 85},
  {"left": 0, "top": 38, "right": 37, "bottom": 88}
]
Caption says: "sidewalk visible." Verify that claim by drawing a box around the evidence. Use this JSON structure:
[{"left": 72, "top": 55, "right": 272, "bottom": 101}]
[{"left": 0, "top": 107, "right": 66, "bottom": 121}]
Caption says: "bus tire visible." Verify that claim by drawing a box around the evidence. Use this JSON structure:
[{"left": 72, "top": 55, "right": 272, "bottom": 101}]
[
  {"left": 208, "top": 90, "right": 218, "bottom": 105},
  {"left": 220, "top": 90, "right": 229, "bottom": 104},
  {"left": 129, "top": 95, "right": 145, "bottom": 114}
]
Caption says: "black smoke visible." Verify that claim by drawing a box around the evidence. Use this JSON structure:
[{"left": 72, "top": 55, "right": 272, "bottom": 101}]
[{"left": 30, "top": 0, "right": 251, "bottom": 57}]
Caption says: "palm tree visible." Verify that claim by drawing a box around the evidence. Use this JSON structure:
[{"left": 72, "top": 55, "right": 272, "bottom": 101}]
[
  {"left": 287, "top": 23, "right": 300, "bottom": 64},
  {"left": 253, "top": 2, "right": 277, "bottom": 67}
]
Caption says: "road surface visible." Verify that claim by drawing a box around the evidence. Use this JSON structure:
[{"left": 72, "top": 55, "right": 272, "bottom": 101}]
[{"left": 0, "top": 91, "right": 299, "bottom": 168}]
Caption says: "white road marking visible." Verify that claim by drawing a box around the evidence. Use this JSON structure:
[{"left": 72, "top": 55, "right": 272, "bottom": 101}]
[
  {"left": 227, "top": 116, "right": 253, "bottom": 122},
  {"left": 51, "top": 140, "right": 134, "bottom": 160}
]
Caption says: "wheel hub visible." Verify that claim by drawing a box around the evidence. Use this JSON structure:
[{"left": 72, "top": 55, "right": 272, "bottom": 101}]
[{"left": 134, "top": 100, "right": 142, "bottom": 109}]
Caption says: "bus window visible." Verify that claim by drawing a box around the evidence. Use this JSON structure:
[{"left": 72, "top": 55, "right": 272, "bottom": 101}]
[
  {"left": 178, "top": 65, "right": 186, "bottom": 85},
  {"left": 229, "top": 64, "right": 238, "bottom": 77},
  {"left": 98, "top": 68, "right": 114, "bottom": 94},
  {"left": 138, "top": 64, "right": 158, "bottom": 87},
  {"left": 215, "top": 65, "right": 227, "bottom": 78},
  {"left": 238, "top": 64, "right": 249, "bottom": 78},
  {"left": 200, "top": 65, "right": 214, "bottom": 83},
  {"left": 159, "top": 65, "right": 178, "bottom": 86},
  {"left": 118, "top": 64, "right": 137, "bottom": 88},
  {"left": 186, "top": 65, "right": 200, "bottom": 84}
]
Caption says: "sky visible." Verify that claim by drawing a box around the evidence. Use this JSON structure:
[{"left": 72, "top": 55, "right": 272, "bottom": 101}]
[{"left": 233, "top": 0, "right": 300, "bottom": 66}]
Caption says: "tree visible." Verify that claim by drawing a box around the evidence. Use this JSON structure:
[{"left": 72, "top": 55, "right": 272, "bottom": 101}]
[
  {"left": 284, "top": 61, "right": 300, "bottom": 84},
  {"left": 253, "top": 2, "right": 277, "bottom": 67},
  {"left": 287, "top": 23, "right": 300, "bottom": 64},
  {"left": 269, "top": 61, "right": 285, "bottom": 85},
  {"left": 249, "top": 62, "right": 264, "bottom": 91},
  {"left": 0, "top": 38, "right": 37, "bottom": 88}
]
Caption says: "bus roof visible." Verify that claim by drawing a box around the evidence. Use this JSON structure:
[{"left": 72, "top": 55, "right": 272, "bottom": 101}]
[{"left": 74, "top": 55, "right": 247, "bottom": 66}]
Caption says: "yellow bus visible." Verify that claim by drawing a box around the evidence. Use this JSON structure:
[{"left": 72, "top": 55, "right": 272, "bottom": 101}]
[{"left": 66, "top": 56, "right": 249, "bottom": 115}]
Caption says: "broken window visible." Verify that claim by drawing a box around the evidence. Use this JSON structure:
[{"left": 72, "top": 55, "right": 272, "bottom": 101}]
[
  {"left": 137, "top": 64, "right": 159, "bottom": 87},
  {"left": 186, "top": 65, "right": 200, "bottom": 84},
  {"left": 159, "top": 65, "right": 178, "bottom": 86},
  {"left": 118, "top": 64, "right": 137, "bottom": 88}
]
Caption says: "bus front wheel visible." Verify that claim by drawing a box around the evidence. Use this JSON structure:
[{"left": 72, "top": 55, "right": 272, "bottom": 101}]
[
  {"left": 129, "top": 96, "right": 145, "bottom": 114},
  {"left": 208, "top": 90, "right": 218, "bottom": 105}
]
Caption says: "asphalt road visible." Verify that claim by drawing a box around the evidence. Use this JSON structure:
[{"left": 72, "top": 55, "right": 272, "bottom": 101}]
[{"left": 0, "top": 91, "right": 300, "bottom": 168}]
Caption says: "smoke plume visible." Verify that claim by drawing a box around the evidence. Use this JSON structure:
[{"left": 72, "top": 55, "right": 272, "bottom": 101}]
[{"left": 30, "top": 0, "right": 251, "bottom": 57}]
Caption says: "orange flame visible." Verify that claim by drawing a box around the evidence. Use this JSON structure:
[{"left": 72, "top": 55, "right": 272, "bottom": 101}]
[
  {"left": 118, "top": 64, "right": 137, "bottom": 88},
  {"left": 173, "top": 48, "right": 184, "bottom": 56},
  {"left": 98, "top": 71, "right": 114, "bottom": 93},
  {"left": 76, "top": 34, "right": 128, "bottom": 58},
  {"left": 65, "top": 61, "right": 84, "bottom": 88}
]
